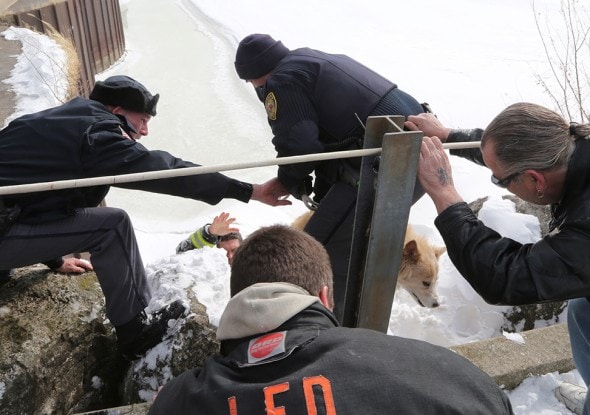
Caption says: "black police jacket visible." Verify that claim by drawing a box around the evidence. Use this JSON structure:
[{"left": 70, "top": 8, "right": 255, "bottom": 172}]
[
  {"left": 440, "top": 131, "right": 590, "bottom": 304},
  {"left": 149, "top": 303, "right": 512, "bottom": 414},
  {"left": 259, "top": 48, "right": 395, "bottom": 199},
  {"left": 0, "top": 97, "right": 252, "bottom": 223}
]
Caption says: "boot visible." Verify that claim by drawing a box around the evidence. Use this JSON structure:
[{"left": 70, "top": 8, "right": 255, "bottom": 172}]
[
  {"left": 115, "top": 299, "right": 187, "bottom": 360},
  {"left": 555, "top": 382, "right": 586, "bottom": 415},
  {"left": 0, "top": 269, "right": 14, "bottom": 286}
]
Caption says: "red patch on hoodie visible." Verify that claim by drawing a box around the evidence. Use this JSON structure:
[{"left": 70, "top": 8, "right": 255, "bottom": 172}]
[{"left": 248, "top": 331, "right": 286, "bottom": 363}]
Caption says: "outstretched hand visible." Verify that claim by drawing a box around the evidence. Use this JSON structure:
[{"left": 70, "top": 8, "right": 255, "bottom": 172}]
[
  {"left": 405, "top": 113, "right": 453, "bottom": 141},
  {"left": 251, "top": 177, "right": 292, "bottom": 206},
  {"left": 56, "top": 257, "right": 94, "bottom": 274},
  {"left": 209, "top": 212, "right": 239, "bottom": 237}
]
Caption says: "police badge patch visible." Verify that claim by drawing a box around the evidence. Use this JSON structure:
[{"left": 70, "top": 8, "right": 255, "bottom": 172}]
[{"left": 265, "top": 92, "right": 277, "bottom": 120}]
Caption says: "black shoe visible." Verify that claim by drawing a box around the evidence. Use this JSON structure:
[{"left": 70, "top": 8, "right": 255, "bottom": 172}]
[
  {"left": 0, "top": 269, "right": 14, "bottom": 286},
  {"left": 115, "top": 300, "right": 188, "bottom": 361}
]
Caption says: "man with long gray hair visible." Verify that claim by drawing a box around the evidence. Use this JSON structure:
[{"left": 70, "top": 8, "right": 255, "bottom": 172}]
[{"left": 408, "top": 104, "right": 590, "bottom": 414}]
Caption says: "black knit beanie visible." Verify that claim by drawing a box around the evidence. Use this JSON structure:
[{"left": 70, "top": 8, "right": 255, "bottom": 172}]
[
  {"left": 89, "top": 75, "right": 159, "bottom": 116},
  {"left": 234, "top": 34, "right": 289, "bottom": 80}
]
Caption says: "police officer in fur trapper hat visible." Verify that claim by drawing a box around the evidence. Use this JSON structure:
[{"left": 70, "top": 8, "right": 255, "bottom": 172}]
[
  {"left": 0, "top": 74, "right": 291, "bottom": 361},
  {"left": 90, "top": 75, "right": 160, "bottom": 116},
  {"left": 87, "top": 75, "right": 161, "bottom": 140},
  {"left": 234, "top": 33, "right": 430, "bottom": 324}
]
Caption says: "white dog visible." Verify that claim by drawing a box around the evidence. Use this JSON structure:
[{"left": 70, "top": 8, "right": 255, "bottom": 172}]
[{"left": 292, "top": 211, "right": 445, "bottom": 308}]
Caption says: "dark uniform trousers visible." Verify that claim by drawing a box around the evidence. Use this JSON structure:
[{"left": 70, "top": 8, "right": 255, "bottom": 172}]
[
  {"left": 303, "top": 182, "right": 357, "bottom": 322},
  {"left": 0, "top": 207, "right": 150, "bottom": 326}
]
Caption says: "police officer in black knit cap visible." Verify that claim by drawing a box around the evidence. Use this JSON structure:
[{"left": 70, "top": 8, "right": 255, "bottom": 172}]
[
  {"left": 234, "top": 34, "right": 428, "bottom": 323},
  {"left": 0, "top": 75, "right": 290, "bottom": 360}
]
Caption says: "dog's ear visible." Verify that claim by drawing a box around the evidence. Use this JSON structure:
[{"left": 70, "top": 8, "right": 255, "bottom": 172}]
[
  {"left": 435, "top": 246, "right": 447, "bottom": 258},
  {"left": 403, "top": 240, "right": 420, "bottom": 263}
]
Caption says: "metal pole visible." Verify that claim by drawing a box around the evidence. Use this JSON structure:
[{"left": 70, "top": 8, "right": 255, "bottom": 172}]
[
  {"left": 343, "top": 116, "right": 423, "bottom": 331},
  {"left": 342, "top": 116, "right": 404, "bottom": 327},
  {"left": 0, "top": 143, "right": 478, "bottom": 196}
]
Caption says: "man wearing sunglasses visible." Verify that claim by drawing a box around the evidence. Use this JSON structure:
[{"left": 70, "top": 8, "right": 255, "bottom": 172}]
[{"left": 407, "top": 106, "right": 590, "bottom": 415}]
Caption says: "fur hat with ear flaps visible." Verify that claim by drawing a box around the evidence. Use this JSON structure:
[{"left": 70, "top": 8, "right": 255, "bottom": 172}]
[
  {"left": 234, "top": 34, "right": 289, "bottom": 80},
  {"left": 89, "top": 75, "right": 159, "bottom": 116}
]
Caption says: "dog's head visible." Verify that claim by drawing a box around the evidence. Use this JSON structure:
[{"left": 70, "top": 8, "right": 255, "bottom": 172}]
[{"left": 398, "top": 238, "right": 446, "bottom": 308}]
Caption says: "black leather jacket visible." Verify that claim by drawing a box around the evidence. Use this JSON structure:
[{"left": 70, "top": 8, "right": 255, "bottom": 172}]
[
  {"left": 440, "top": 130, "right": 590, "bottom": 304},
  {"left": 259, "top": 48, "right": 396, "bottom": 199},
  {"left": 0, "top": 97, "right": 252, "bottom": 224},
  {"left": 149, "top": 304, "right": 512, "bottom": 414}
]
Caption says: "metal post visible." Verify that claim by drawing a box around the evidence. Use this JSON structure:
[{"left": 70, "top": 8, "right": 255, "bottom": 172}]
[{"left": 342, "top": 116, "right": 423, "bottom": 331}]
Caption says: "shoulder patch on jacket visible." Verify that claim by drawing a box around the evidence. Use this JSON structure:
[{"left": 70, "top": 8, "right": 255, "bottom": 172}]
[{"left": 265, "top": 92, "right": 277, "bottom": 121}]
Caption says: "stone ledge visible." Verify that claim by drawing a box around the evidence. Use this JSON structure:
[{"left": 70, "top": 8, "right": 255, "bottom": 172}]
[
  {"left": 451, "top": 323, "right": 574, "bottom": 390},
  {"left": 75, "top": 402, "right": 151, "bottom": 415}
]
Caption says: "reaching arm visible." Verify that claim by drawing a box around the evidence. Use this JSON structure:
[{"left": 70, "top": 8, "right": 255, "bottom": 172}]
[
  {"left": 405, "top": 113, "right": 453, "bottom": 141},
  {"left": 250, "top": 177, "right": 292, "bottom": 206},
  {"left": 208, "top": 212, "right": 239, "bottom": 236},
  {"left": 406, "top": 113, "right": 486, "bottom": 166}
]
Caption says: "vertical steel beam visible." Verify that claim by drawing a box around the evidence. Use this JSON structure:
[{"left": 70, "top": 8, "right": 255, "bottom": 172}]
[{"left": 342, "top": 116, "right": 423, "bottom": 331}]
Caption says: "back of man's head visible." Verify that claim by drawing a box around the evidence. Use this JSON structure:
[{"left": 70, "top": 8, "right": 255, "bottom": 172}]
[
  {"left": 234, "top": 34, "right": 289, "bottom": 80},
  {"left": 230, "top": 225, "right": 333, "bottom": 303},
  {"left": 89, "top": 75, "right": 159, "bottom": 116}
]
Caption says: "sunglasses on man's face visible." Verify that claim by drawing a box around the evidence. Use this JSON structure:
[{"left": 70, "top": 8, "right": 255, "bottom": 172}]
[{"left": 491, "top": 171, "right": 522, "bottom": 188}]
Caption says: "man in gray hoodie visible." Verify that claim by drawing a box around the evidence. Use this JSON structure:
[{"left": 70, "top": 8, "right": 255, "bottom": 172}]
[{"left": 150, "top": 225, "right": 513, "bottom": 414}]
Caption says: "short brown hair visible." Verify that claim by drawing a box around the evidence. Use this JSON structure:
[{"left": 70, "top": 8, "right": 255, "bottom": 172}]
[{"left": 230, "top": 225, "right": 333, "bottom": 306}]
